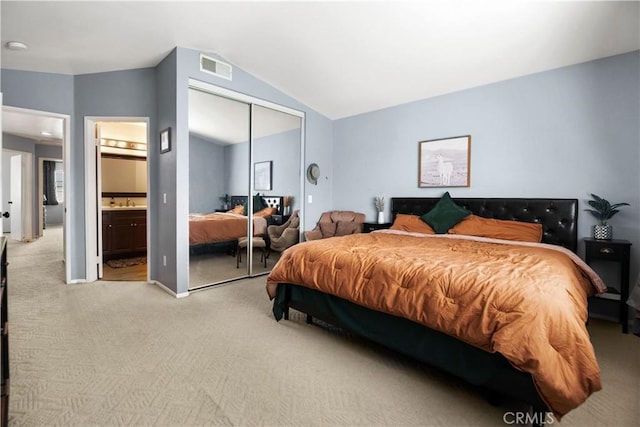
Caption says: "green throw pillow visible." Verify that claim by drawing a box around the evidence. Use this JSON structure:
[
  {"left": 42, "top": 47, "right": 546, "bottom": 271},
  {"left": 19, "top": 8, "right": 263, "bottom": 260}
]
[
  {"left": 252, "top": 194, "right": 266, "bottom": 213},
  {"left": 420, "top": 192, "right": 471, "bottom": 234}
]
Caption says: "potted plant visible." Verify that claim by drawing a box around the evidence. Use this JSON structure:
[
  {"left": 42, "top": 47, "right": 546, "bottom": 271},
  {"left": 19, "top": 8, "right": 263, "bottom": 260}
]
[
  {"left": 374, "top": 196, "right": 385, "bottom": 224},
  {"left": 219, "top": 193, "right": 230, "bottom": 210},
  {"left": 584, "top": 193, "right": 629, "bottom": 240}
]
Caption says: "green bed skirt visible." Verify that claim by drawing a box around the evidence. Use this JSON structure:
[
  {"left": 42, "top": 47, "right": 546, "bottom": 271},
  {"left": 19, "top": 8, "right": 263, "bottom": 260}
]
[{"left": 273, "top": 283, "right": 547, "bottom": 411}]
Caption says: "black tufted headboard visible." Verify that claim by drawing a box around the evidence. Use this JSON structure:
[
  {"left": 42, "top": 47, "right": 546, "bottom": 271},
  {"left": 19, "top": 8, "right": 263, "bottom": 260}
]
[
  {"left": 229, "top": 195, "right": 247, "bottom": 208},
  {"left": 229, "top": 195, "right": 284, "bottom": 214},
  {"left": 262, "top": 196, "right": 284, "bottom": 214},
  {"left": 391, "top": 197, "right": 578, "bottom": 252}
]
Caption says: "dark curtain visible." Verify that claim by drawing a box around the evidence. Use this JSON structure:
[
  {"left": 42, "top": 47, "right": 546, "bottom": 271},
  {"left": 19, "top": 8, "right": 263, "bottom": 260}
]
[{"left": 43, "top": 161, "right": 58, "bottom": 206}]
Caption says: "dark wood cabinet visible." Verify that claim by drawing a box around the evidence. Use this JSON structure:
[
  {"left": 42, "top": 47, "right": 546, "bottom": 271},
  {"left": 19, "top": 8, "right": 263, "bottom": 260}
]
[
  {"left": 102, "top": 210, "right": 147, "bottom": 260},
  {"left": 584, "top": 238, "right": 632, "bottom": 333},
  {"left": 270, "top": 214, "right": 291, "bottom": 226},
  {"left": 102, "top": 211, "right": 113, "bottom": 254},
  {"left": 362, "top": 222, "right": 392, "bottom": 233}
]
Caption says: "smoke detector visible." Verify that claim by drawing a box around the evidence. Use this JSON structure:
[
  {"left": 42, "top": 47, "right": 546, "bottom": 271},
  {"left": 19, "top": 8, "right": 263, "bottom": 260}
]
[{"left": 6, "top": 41, "right": 28, "bottom": 51}]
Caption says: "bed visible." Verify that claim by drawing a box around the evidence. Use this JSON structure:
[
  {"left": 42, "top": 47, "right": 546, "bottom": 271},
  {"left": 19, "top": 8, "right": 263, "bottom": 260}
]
[
  {"left": 266, "top": 196, "right": 605, "bottom": 423},
  {"left": 189, "top": 195, "right": 283, "bottom": 252}
]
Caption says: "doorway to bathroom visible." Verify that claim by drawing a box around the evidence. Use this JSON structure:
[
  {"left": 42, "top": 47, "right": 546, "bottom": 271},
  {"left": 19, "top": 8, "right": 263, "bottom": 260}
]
[{"left": 94, "top": 120, "right": 149, "bottom": 282}]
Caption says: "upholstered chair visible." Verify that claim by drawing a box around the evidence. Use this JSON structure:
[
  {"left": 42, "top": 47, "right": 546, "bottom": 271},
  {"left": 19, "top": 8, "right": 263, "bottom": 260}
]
[
  {"left": 267, "top": 210, "right": 300, "bottom": 253},
  {"left": 304, "top": 211, "right": 365, "bottom": 241}
]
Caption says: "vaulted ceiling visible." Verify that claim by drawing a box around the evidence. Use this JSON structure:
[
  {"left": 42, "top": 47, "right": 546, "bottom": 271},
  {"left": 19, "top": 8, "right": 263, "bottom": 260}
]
[{"left": 2, "top": 1, "right": 639, "bottom": 142}]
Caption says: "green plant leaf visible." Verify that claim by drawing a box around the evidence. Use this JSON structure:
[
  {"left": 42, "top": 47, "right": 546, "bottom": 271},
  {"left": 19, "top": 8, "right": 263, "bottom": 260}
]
[
  {"left": 585, "top": 194, "right": 629, "bottom": 223},
  {"left": 610, "top": 202, "right": 630, "bottom": 209}
]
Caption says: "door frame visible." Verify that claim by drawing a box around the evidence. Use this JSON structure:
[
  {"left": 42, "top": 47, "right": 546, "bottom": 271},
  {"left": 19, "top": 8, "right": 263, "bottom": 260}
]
[
  {"left": 84, "top": 116, "right": 150, "bottom": 283},
  {"left": 1, "top": 105, "right": 71, "bottom": 282}
]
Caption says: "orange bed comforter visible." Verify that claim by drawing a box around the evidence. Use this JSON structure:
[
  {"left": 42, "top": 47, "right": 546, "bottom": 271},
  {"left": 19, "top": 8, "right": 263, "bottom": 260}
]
[
  {"left": 189, "top": 212, "right": 267, "bottom": 245},
  {"left": 266, "top": 230, "right": 606, "bottom": 418}
]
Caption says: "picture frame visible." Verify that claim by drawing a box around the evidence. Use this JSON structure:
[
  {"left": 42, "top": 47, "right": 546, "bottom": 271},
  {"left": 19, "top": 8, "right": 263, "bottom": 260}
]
[
  {"left": 160, "top": 127, "right": 171, "bottom": 153},
  {"left": 419, "top": 135, "right": 471, "bottom": 188},
  {"left": 254, "top": 160, "right": 272, "bottom": 191}
]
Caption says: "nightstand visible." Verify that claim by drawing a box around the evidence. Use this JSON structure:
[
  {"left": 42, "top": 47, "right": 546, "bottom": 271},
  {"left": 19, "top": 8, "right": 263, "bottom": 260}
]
[
  {"left": 362, "top": 222, "right": 392, "bottom": 233},
  {"left": 270, "top": 214, "right": 290, "bottom": 226},
  {"left": 584, "top": 238, "right": 632, "bottom": 333}
]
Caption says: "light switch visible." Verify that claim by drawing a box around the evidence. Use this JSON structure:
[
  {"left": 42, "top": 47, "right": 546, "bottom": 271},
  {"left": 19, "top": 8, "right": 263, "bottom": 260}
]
[{"left": 308, "top": 195, "right": 313, "bottom": 204}]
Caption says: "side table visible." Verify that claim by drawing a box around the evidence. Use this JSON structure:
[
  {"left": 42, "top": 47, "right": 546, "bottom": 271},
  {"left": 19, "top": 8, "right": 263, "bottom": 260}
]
[
  {"left": 270, "top": 214, "right": 291, "bottom": 226},
  {"left": 362, "top": 222, "right": 392, "bottom": 233},
  {"left": 584, "top": 238, "right": 632, "bottom": 333}
]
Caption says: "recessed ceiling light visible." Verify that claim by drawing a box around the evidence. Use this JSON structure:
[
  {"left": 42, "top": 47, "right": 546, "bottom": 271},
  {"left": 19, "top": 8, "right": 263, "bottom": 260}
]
[
  {"left": 40, "top": 131, "right": 53, "bottom": 137},
  {"left": 6, "top": 41, "right": 28, "bottom": 51}
]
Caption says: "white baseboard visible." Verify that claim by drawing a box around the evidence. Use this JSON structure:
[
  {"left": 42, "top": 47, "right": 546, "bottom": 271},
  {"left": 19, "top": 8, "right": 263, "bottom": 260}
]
[{"left": 152, "top": 280, "right": 189, "bottom": 298}]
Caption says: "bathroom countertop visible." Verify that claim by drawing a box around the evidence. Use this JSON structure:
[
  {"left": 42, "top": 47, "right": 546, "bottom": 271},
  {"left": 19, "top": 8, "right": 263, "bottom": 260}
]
[{"left": 102, "top": 206, "right": 147, "bottom": 211}]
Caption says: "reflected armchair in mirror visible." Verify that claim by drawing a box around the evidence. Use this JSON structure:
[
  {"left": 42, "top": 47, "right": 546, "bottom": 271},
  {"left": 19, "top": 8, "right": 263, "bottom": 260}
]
[{"left": 267, "top": 210, "right": 300, "bottom": 254}]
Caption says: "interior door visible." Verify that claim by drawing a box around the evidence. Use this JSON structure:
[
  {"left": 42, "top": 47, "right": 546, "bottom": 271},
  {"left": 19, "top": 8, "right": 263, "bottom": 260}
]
[
  {"left": 95, "top": 125, "right": 104, "bottom": 278},
  {"left": 10, "top": 154, "right": 22, "bottom": 241}
]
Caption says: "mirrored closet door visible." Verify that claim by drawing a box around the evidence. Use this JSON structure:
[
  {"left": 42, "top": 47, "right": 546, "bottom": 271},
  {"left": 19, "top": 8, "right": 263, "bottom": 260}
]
[
  {"left": 188, "top": 84, "right": 303, "bottom": 290},
  {"left": 251, "top": 104, "right": 302, "bottom": 272}
]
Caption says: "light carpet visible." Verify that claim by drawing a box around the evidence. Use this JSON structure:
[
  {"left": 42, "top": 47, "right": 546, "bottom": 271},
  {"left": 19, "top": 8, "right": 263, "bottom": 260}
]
[{"left": 5, "top": 227, "right": 640, "bottom": 426}]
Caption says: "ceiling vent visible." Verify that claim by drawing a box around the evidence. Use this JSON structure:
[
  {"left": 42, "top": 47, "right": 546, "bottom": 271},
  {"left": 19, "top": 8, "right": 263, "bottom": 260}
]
[{"left": 200, "top": 54, "right": 232, "bottom": 80}]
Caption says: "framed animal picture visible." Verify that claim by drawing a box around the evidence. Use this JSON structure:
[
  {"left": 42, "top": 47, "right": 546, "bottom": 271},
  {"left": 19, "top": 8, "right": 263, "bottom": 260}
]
[{"left": 418, "top": 135, "right": 471, "bottom": 188}]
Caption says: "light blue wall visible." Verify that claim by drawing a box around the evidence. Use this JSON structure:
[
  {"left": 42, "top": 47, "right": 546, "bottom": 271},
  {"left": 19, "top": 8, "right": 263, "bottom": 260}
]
[
  {"left": 5, "top": 49, "right": 634, "bottom": 292},
  {"left": 254, "top": 129, "right": 302, "bottom": 212},
  {"left": 153, "top": 49, "right": 179, "bottom": 290},
  {"left": 333, "top": 51, "right": 640, "bottom": 280},
  {"left": 219, "top": 129, "right": 301, "bottom": 211},
  {"left": 74, "top": 68, "right": 156, "bottom": 279},
  {"left": 189, "top": 135, "right": 225, "bottom": 213},
  {"left": 224, "top": 142, "right": 249, "bottom": 197},
  {"left": 1, "top": 69, "right": 74, "bottom": 114},
  {"left": 1, "top": 68, "right": 155, "bottom": 280},
  {"left": 1, "top": 69, "right": 73, "bottom": 247}
]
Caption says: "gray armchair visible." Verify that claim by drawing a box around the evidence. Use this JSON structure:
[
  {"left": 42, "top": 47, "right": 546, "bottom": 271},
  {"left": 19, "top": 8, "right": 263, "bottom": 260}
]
[{"left": 267, "top": 210, "right": 300, "bottom": 253}]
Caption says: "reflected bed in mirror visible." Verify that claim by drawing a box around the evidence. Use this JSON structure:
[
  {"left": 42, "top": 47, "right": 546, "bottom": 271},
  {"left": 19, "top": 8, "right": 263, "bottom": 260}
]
[
  {"left": 189, "top": 195, "right": 283, "bottom": 247},
  {"left": 188, "top": 196, "right": 284, "bottom": 286}
]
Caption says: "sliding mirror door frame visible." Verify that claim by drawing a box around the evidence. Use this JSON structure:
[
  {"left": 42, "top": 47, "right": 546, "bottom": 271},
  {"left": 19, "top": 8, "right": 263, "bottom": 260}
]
[
  {"left": 250, "top": 104, "right": 303, "bottom": 275},
  {"left": 188, "top": 79, "right": 305, "bottom": 290}
]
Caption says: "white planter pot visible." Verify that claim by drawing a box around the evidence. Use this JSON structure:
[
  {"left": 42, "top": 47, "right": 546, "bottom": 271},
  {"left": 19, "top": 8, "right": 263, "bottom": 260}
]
[
  {"left": 593, "top": 224, "right": 612, "bottom": 240},
  {"left": 377, "top": 211, "right": 385, "bottom": 224}
]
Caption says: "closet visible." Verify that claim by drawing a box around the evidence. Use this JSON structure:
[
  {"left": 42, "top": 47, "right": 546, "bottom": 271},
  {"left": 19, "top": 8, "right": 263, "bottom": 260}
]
[{"left": 188, "top": 82, "right": 304, "bottom": 290}]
